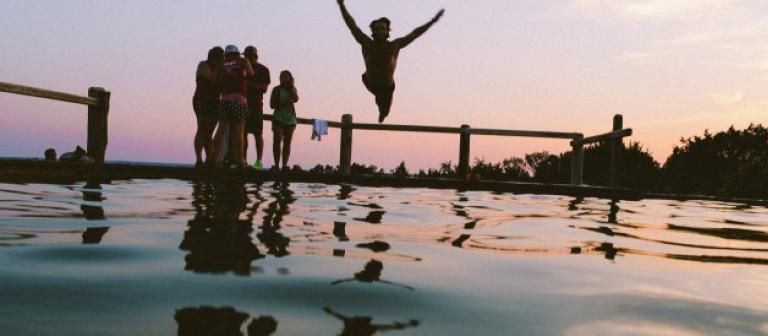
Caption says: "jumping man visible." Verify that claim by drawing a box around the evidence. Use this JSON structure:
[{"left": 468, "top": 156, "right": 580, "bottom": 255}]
[{"left": 336, "top": 0, "right": 444, "bottom": 123}]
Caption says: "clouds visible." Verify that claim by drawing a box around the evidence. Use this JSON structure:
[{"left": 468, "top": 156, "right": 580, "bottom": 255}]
[
  {"left": 711, "top": 91, "right": 744, "bottom": 105},
  {"left": 565, "top": 0, "right": 737, "bottom": 20}
]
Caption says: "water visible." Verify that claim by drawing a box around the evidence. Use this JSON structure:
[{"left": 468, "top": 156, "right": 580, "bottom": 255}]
[{"left": 0, "top": 179, "right": 767, "bottom": 335}]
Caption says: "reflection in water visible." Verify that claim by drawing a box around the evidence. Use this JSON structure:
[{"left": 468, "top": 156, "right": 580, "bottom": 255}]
[
  {"left": 337, "top": 184, "right": 354, "bottom": 200},
  {"left": 324, "top": 306, "right": 419, "bottom": 336},
  {"left": 355, "top": 210, "right": 385, "bottom": 224},
  {"left": 175, "top": 306, "right": 277, "bottom": 336},
  {"left": 82, "top": 227, "right": 109, "bottom": 244},
  {"left": 608, "top": 199, "right": 619, "bottom": 224},
  {"left": 333, "top": 221, "right": 350, "bottom": 242},
  {"left": 332, "top": 259, "right": 414, "bottom": 290},
  {"left": 259, "top": 182, "right": 295, "bottom": 257},
  {"left": 179, "top": 182, "right": 263, "bottom": 276},
  {"left": 81, "top": 182, "right": 105, "bottom": 220},
  {"left": 80, "top": 182, "right": 109, "bottom": 244},
  {"left": 356, "top": 241, "right": 390, "bottom": 252}
]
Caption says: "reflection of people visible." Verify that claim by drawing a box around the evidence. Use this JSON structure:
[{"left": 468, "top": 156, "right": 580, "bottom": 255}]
[
  {"left": 175, "top": 306, "right": 278, "bottom": 336},
  {"left": 175, "top": 306, "right": 249, "bottom": 336},
  {"left": 193, "top": 46, "right": 223, "bottom": 168},
  {"left": 336, "top": 0, "right": 444, "bottom": 123},
  {"left": 324, "top": 306, "right": 419, "bottom": 336},
  {"left": 242, "top": 46, "right": 271, "bottom": 170},
  {"left": 180, "top": 181, "right": 264, "bottom": 276},
  {"left": 269, "top": 70, "right": 299, "bottom": 171},
  {"left": 212, "top": 44, "right": 254, "bottom": 170},
  {"left": 258, "top": 183, "right": 295, "bottom": 257},
  {"left": 247, "top": 315, "right": 278, "bottom": 336},
  {"left": 331, "top": 259, "right": 413, "bottom": 290}
]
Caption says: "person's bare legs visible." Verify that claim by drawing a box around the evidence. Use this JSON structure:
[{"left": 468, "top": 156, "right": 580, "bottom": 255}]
[
  {"left": 281, "top": 126, "right": 295, "bottom": 169},
  {"left": 272, "top": 126, "right": 284, "bottom": 170},
  {"left": 231, "top": 120, "right": 246, "bottom": 167},
  {"left": 243, "top": 132, "right": 250, "bottom": 164},
  {"left": 212, "top": 119, "right": 230, "bottom": 167},
  {"left": 202, "top": 115, "right": 217, "bottom": 163},
  {"left": 194, "top": 113, "right": 215, "bottom": 164},
  {"left": 256, "top": 134, "right": 264, "bottom": 163}
]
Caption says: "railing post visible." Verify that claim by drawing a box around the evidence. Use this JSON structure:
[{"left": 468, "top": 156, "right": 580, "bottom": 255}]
[
  {"left": 339, "top": 114, "right": 353, "bottom": 175},
  {"left": 458, "top": 124, "right": 471, "bottom": 179},
  {"left": 610, "top": 114, "right": 623, "bottom": 187},
  {"left": 571, "top": 134, "right": 584, "bottom": 185},
  {"left": 87, "top": 87, "right": 110, "bottom": 163}
]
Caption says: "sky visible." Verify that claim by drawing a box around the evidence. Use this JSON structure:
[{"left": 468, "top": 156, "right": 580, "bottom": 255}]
[{"left": 1, "top": 0, "right": 767, "bottom": 170}]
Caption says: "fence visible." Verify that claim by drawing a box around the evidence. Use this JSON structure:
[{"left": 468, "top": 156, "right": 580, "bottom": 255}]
[
  {"left": 0, "top": 81, "right": 632, "bottom": 186},
  {"left": 0, "top": 81, "right": 110, "bottom": 163},
  {"left": 266, "top": 113, "right": 632, "bottom": 186}
]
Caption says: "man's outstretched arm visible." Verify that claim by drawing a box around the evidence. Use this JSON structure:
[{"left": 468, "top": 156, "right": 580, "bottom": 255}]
[
  {"left": 395, "top": 9, "right": 444, "bottom": 49},
  {"left": 337, "top": 0, "right": 369, "bottom": 45}
]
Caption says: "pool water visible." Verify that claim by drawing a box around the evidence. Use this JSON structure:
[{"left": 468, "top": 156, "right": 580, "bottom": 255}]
[{"left": 0, "top": 179, "right": 767, "bottom": 335}]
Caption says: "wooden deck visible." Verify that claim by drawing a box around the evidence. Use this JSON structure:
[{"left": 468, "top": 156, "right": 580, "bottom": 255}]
[{"left": 0, "top": 158, "right": 644, "bottom": 200}]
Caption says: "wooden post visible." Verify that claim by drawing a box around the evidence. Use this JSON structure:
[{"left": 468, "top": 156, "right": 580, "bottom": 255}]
[
  {"left": 610, "top": 114, "right": 623, "bottom": 187},
  {"left": 339, "top": 114, "right": 353, "bottom": 175},
  {"left": 570, "top": 134, "right": 584, "bottom": 185},
  {"left": 87, "top": 87, "right": 110, "bottom": 163},
  {"left": 458, "top": 124, "right": 471, "bottom": 179}
]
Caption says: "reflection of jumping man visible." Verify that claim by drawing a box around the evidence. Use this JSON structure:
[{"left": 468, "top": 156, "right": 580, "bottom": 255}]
[
  {"left": 336, "top": 0, "right": 444, "bottom": 123},
  {"left": 324, "top": 306, "right": 419, "bottom": 336}
]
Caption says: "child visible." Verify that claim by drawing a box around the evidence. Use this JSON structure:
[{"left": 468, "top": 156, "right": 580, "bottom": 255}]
[{"left": 269, "top": 70, "right": 299, "bottom": 171}]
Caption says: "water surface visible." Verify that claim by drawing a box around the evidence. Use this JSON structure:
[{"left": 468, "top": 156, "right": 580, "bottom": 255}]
[{"left": 0, "top": 179, "right": 767, "bottom": 335}]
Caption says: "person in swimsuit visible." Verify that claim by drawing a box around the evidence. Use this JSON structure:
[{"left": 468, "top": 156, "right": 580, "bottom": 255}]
[
  {"left": 336, "top": 0, "right": 444, "bottom": 123},
  {"left": 211, "top": 44, "right": 254, "bottom": 170},
  {"left": 242, "top": 45, "right": 271, "bottom": 170},
  {"left": 269, "top": 70, "right": 299, "bottom": 171},
  {"left": 193, "top": 46, "right": 223, "bottom": 167}
]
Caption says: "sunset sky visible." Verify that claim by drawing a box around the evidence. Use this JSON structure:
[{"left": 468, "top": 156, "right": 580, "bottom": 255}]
[{"left": 1, "top": 0, "right": 767, "bottom": 170}]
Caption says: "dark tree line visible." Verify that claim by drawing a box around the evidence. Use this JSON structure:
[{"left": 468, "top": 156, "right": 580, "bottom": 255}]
[{"left": 304, "top": 124, "right": 767, "bottom": 199}]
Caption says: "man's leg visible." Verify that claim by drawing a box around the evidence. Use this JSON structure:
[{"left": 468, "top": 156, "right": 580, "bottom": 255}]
[{"left": 376, "top": 84, "right": 395, "bottom": 123}]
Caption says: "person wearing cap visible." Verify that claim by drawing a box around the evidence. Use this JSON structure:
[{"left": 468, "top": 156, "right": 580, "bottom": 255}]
[
  {"left": 193, "top": 46, "right": 224, "bottom": 168},
  {"left": 336, "top": 0, "right": 444, "bottom": 123},
  {"left": 242, "top": 46, "right": 271, "bottom": 170},
  {"left": 211, "top": 44, "right": 254, "bottom": 170}
]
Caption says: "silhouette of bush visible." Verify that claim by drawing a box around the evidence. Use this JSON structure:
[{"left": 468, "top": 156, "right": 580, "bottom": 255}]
[{"left": 659, "top": 124, "right": 768, "bottom": 198}]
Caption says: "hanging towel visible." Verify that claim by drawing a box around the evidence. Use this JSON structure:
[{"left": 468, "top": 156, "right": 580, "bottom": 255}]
[{"left": 312, "top": 119, "right": 329, "bottom": 141}]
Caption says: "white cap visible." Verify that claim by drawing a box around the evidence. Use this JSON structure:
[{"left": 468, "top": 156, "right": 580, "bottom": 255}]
[{"left": 224, "top": 44, "right": 239, "bottom": 54}]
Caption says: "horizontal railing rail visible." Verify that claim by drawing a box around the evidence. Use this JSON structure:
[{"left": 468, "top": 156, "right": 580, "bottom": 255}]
[
  {"left": 0, "top": 81, "right": 100, "bottom": 106},
  {"left": 1, "top": 81, "right": 110, "bottom": 162},
  {"left": 263, "top": 112, "right": 631, "bottom": 186},
  {"left": 571, "top": 128, "right": 633, "bottom": 146},
  {"left": 1, "top": 80, "right": 632, "bottom": 186}
]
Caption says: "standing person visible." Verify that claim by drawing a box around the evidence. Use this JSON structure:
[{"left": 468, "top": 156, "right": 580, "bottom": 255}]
[
  {"left": 269, "top": 70, "right": 299, "bottom": 171},
  {"left": 336, "top": 0, "right": 444, "bottom": 123},
  {"left": 212, "top": 45, "right": 254, "bottom": 170},
  {"left": 193, "top": 46, "right": 224, "bottom": 168},
  {"left": 242, "top": 45, "right": 271, "bottom": 170}
]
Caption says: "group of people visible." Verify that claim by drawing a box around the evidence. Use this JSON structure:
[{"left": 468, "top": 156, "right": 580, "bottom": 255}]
[
  {"left": 193, "top": 45, "right": 299, "bottom": 171},
  {"left": 192, "top": 1, "right": 445, "bottom": 170}
]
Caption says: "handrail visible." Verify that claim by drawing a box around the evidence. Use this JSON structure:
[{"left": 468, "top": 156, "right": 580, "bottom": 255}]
[
  {"left": 472, "top": 128, "right": 580, "bottom": 139},
  {"left": 571, "top": 128, "right": 632, "bottom": 146},
  {"left": 0, "top": 81, "right": 99, "bottom": 106},
  {"left": 263, "top": 113, "right": 578, "bottom": 137}
]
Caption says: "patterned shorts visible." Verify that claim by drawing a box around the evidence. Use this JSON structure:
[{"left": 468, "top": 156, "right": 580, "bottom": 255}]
[{"left": 217, "top": 100, "right": 249, "bottom": 121}]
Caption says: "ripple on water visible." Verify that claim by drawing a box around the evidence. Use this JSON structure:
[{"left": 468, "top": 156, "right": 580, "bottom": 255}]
[{"left": 0, "top": 180, "right": 767, "bottom": 335}]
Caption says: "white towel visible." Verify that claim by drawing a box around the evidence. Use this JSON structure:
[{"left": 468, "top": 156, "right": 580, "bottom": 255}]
[{"left": 312, "top": 119, "right": 329, "bottom": 141}]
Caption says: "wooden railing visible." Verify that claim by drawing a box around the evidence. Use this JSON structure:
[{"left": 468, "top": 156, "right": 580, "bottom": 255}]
[
  {"left": 266, "top": 113, "right": 632, "bottom": 185},
  {"left": 0, "top": 80, "right": 631, "bottom": 185},
  {"left": 0, "top": 81, "right": 110, "bottom": 162}
]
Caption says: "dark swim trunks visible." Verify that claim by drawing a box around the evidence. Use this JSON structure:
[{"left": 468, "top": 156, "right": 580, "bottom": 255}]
[
  {"left": 245, "top": 99, "right": 264, "bottom": 135},
  {"left": 217, "top": 100, "right": 248, "bottom": 121},
  {"left": 193, "top": 97, "right": 218, "bottom": 116}
]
